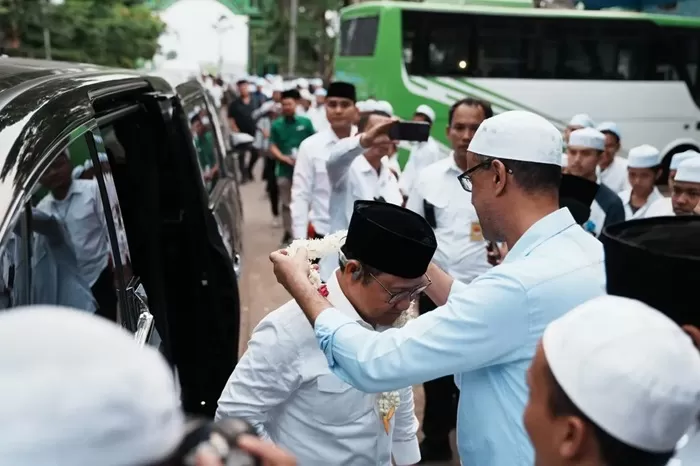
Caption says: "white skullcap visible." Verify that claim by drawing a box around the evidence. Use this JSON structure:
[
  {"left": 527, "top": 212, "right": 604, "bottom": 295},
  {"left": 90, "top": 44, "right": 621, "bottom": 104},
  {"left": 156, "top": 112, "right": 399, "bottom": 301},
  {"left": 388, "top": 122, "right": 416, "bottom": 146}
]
[
  {"left": 561, "top": 152, "right": 568, "bottom": 167},
  {"left": 272, "top": 83, "right": 284, "bottom": 92},
  {"left": 627, "top": 144, "right": 660, "bottom": 169},
  {"left": 543, "top": 295, "right": 700, "bottom": 453},
  {"left": 364, "top": 99, "right": 379, "bottom": 112},
  {"left": 71, "top": 165, "right": 85, "bottom": 179},
  {"left": 568, "top": 113, "right": 595, "bottom": 128},
  {"left": 415, "top": 104, "right": 436, "bottom": 123},
  {"left": 670, "top": 150, "right": 700, "bottom": 170},
  {"left": 296, "top": 78, "right": 309, "bottom": 89},
  {"left": 83, "top": 158, "right": 93, "bottom": 170},
  {"left": 311, "top": 77, "right": 324, "bottom": 87},
  {"left": 569, "top": 128, "right": 605, "bottom": 151},
  {"left": 314, "top": 88, "right": 327, "bottom": 97},
  {"left": 675, "top": 156, "right": 700, "bottom": 184},
  {"left": 376, "top": 100, "right": 393, "bottom": 116},
  {"left": 300, "top": 89, "right": 313, "bottom": 101},
  {"left": 355, "top": 101, "right": 367, "bottom": 112},
  {"left": 0, "top": 306, "right": 184, "bottom": 466},
  {"left": 468, "top": 110, "right": 563, "bottom": 166},
  {"left": 596, "top": 121, "right": 621, "bottom": 139}
]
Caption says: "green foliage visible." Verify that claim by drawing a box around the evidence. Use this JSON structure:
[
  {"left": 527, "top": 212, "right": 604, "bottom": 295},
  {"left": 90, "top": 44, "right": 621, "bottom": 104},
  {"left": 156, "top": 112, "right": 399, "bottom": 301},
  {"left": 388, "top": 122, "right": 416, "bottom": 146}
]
[{"left": 0, "top": 0, "right": 165, "bottom": 68}]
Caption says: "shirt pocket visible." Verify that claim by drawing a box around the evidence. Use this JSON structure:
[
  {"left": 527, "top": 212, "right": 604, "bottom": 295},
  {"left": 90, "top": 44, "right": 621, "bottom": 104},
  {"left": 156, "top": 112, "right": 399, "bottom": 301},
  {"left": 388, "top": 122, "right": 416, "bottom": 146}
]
[{"left": 311, "top": 375, "right": 375, "bottom": 426}]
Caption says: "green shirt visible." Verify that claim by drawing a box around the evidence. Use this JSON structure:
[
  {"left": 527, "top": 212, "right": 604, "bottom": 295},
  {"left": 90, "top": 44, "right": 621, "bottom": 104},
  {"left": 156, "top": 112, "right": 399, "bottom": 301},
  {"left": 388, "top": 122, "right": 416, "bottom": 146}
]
[
  {"left": 194, "top": 131, "right": 216, "bottom": 171},
  {"left": 270, "top": 115, "right": 315, "bottom": 178}
]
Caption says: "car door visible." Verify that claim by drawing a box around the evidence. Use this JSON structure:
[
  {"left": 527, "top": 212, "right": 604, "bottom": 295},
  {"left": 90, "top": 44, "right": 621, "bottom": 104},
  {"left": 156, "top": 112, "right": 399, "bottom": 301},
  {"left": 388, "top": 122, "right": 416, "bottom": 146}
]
[{"left": 180, "top": 83, "right": 244, "bottom": 278}]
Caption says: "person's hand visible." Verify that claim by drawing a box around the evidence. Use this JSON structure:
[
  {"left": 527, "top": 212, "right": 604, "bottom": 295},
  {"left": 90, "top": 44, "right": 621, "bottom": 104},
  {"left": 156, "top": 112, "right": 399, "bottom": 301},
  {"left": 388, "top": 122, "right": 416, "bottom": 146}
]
[
  {"left": 281, "top": 155, "right": 296, "bottom": 167},
  {"left": 683, "top": 325, "right": 700, "bottom": 350},
  {"left": 269, "top": 248, "right": 310, "bottom": 291},
  {"left": 360, "top": 118, "right": 397, "bottom": 148},
  {"left": 237, "top": 434, "right": 297, "bottom": 466}
]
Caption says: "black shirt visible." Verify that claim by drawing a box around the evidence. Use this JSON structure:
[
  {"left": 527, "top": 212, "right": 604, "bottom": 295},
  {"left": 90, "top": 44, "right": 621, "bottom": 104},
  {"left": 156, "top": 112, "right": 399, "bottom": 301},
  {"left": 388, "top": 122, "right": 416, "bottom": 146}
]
[{"left": 227, "top": 97, "right": 258, "bottom": 136}]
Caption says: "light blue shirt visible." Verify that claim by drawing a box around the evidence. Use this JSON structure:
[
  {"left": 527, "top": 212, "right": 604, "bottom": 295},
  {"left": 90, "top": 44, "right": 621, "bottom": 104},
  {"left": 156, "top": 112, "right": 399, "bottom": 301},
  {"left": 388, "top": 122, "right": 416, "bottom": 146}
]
[{"left": 314, "top": 208, "right": 606, "bottom": 466}]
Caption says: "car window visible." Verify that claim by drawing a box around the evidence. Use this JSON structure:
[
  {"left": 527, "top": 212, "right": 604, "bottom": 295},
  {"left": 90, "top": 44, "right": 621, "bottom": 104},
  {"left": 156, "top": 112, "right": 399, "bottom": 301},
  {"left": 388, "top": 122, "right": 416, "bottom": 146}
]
[{"left": 184, "top": 95, "right": 222, "bottom": 192}]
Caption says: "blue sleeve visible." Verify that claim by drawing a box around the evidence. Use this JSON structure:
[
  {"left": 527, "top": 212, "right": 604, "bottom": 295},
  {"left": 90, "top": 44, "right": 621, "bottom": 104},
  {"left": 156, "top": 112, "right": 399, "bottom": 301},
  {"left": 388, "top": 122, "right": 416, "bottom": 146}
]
[{"left": 313, "top": 273, "right": 529, "bottom": 392}]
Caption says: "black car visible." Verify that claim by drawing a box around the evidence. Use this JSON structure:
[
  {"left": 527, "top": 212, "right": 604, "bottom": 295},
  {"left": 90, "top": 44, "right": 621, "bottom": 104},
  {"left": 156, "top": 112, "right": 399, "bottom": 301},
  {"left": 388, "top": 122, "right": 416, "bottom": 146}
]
[{"left": 0, "top": 58, "right": 242, "bottom": 417}]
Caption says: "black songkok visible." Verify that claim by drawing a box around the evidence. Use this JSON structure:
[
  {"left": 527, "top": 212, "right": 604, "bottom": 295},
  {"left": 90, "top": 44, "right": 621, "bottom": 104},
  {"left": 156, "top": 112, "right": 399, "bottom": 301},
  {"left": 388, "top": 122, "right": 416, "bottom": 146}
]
[{"left": 327, "top": 81, "right": 356, "bottom": 102}]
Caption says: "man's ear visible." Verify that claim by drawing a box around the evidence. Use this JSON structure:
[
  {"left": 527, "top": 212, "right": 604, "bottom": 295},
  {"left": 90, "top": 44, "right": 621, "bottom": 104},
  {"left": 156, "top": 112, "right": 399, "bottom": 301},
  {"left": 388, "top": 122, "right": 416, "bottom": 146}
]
[
  {"left": 344, "top": 260, "right": 363, "bottom": 281},
  {"left": 492, "top": 159, "right": 509, "bottom": 196}
]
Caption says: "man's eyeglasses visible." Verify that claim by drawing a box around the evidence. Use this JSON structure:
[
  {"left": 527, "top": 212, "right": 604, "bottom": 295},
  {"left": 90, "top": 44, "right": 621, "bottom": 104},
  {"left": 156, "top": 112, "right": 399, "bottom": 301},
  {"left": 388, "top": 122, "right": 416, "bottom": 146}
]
[
  {"left": 457, "top": 158, "right": 513, "bottom": 192},
  {"left": 369, "top": 273, "right": 432, "bottom": 305}
]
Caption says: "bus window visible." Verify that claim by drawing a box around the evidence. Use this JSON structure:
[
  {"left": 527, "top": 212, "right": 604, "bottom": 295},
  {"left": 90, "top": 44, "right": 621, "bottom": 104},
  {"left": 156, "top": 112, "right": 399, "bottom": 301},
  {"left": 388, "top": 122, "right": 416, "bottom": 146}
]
[{"left": 339, "top": 16, "right": 379, "bottom": 56}]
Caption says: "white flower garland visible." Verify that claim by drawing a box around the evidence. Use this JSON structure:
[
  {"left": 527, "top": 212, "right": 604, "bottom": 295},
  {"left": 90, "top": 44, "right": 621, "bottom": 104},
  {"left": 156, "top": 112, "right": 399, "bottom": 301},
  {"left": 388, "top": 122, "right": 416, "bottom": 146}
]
[{"left": 284, "top": 231, "right": 418, "bottom": 434}]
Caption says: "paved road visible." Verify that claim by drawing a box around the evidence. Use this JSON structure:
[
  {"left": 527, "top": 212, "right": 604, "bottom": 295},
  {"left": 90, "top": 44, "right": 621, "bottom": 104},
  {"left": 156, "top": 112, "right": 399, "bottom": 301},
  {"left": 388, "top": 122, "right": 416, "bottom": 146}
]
[{"left": 236, "top": 168, "right": 458, "bottom": 465}]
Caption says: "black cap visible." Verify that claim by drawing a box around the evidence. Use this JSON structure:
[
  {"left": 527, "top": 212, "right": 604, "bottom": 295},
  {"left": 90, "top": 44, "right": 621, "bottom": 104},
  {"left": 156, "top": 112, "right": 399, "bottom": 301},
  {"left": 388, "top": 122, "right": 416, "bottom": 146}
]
[
  {"left": 341, "top": 201, "right": 437, "bottom": 279},
  {"left": 281, "top": 89, "right": 300, "bottom": 100},
  {"left": 601, "top": 216, "right": 700, "bottom": 327},
  {"left": 559, "top": 174, "right": 600, "bottom": 225},
  {"left": 327, "top": 81, "right": 356, "bottom": 102}
]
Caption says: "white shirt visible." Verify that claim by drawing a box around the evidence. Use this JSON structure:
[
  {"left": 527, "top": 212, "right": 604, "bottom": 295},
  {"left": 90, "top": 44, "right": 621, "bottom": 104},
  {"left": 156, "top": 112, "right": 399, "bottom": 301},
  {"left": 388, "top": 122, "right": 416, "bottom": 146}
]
[
  {"left": 399, "top": 138, "right": 444, "bottom": 196},
  {"left": 307, "top": 105, "right": 329, "bottom": 132},
  {"left": 598, "top": 156, "right": 630, "bottom": 193},
  {"left": 326, "top": 135, "right": 403, "bottom": 234},
  {"left": 290, "top": 126, "right": 357, "bottom": 239},
  {"left": 383, "top": 154, "right": 402, "bottom": 178},
  {"left": 406, "top": 155, "right": 492, "bottom": 283},
  {"left": 618, "top": 187, "right": 663, "bottom": 220},
  {"left": 644, "top": 197, "right": 674, "bottom": 218},
  {"left": 37, "top": 180, "right": 110, "bottom": 287},
  {"left": 216, "top": 271, "right": 420, "bottom": 466}
]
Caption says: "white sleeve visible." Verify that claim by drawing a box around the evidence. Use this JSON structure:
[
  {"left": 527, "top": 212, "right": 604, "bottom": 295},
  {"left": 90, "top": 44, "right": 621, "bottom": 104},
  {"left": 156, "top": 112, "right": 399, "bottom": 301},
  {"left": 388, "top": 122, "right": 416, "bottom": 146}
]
[
  {"left": 404, "top": 176, "right": 425, "bottom": 217},
  {"left": 399, "top": 149, "right": 418, "bottom": 197},
  {"left": 215, "top": 318, "right": 302, "bottom": 441},
  {"left": 290, "top": 141, "right": 315, "bottom": 239},
  {"left": 326, "top": 135, "right": 365, "bottom": 189},
  {"left": 392, "top": 387, "right": 421, "bottom": 465}
]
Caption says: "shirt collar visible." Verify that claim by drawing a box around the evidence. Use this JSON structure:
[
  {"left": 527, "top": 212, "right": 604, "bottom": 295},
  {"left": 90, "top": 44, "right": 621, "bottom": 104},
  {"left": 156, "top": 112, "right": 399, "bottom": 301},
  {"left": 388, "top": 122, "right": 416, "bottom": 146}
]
[
  {"left": 447, "top": 151, "right": 462, "bottom": 175},
  {"left": 48, "top": 180, "right": 82, "bottom": 204},
  {"left": 326, "top": 125, "right": 357, "bottom": 143},
  {"left": 325, "top": 269, "right": 368, "bottom": 326},
  {"left": 358, "top": 154, "right": 390, "bottom": 175},
  {"left": 621, "top": 187, "right": 662, "bottom": 207},
  {"left": 503, "top": 208, "right": 577, "bottom": 263}
]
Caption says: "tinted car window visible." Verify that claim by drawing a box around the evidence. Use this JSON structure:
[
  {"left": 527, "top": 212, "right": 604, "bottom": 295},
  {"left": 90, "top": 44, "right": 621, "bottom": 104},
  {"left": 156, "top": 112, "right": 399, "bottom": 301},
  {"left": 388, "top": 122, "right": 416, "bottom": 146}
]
[{"left": 185, "top": 97, "right": 222, "bottom": 192}]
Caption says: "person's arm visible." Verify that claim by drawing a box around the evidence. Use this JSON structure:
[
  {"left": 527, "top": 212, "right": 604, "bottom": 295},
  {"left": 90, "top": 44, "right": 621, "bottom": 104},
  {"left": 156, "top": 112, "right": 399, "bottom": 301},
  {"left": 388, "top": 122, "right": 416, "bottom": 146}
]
[
  {"left": 215, "top": 319, "right": 302, "bottom": 440},
  {"left": 269, "top": 124, "right": 295, "bottom": 166},
  {"left": 392, "top": 386, "right": 421, "bottom": 466},
  {"left": 227, "top": 103, "right": 240, "bottom": 132},
  {"left": 399, "top": 149, "right": 418, "bottom": 199},
  {"left": 290, "top": 141, "right": 314, "bottom": 239},
  {"left": 326, "top": 135, "right": 366, "bottom": 189},
  {"left": 604, "top": 194, "right": 627, "bottom": 228}
]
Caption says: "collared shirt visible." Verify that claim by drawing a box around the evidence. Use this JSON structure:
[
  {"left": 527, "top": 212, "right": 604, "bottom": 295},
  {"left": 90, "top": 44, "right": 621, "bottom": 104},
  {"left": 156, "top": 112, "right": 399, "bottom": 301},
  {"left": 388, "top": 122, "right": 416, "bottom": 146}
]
[
  {"left": 216, "top": 271, "right": 420, "bottom": 466},
  {"left": 37, "top": 180, "right": 110, "bottom": 287},
  {"left": 618, "top": 186, "right": 663, "bottom": 220},
  {"left": 270, "top": 116, "right": 316, "bottom": 178},
  {"left": 644, "top": 196, "right": 675, "bottom": 218},
  {"left": 399, "top": 137, "right": 444, "bottom": 196},
  {"left": 406, "top": 155, "right": 491, "bottom": 283},
  {"left": 307, "top": 105, "right": 329, "bottom": 132},
  {"left": 326, "top": 135, "right": 403, "bottom": 234},
  {"left": 597, "top": 155, "right": 630, "bottom": 194},
  {"left": 584, "top": 183, "right": 626, "bottom": 237},
  {"left": 290, "top": 126, "right": 358, "bottom": 239},
  {"left": 313, "top": 208, "right": 606, "bottom": 466}
]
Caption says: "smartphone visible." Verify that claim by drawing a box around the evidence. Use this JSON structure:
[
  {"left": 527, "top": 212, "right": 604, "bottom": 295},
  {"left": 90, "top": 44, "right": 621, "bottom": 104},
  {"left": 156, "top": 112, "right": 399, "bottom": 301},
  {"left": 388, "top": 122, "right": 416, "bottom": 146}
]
[{"left": 388, "top": 121, "right": 430, "bottom": 142}]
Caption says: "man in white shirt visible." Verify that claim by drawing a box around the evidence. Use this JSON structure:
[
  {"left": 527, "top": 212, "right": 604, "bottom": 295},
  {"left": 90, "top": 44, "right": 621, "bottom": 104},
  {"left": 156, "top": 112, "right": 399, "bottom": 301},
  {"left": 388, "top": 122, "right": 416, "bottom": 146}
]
[
  {"left": 399, "top": 104, "right": 444, "bottom": 200},
  {"left": 217, "top": 200, "right": 434, "bottom": 466},
  {"left": 404, "top": 97, "right": 493, "bottom": 462},
  {"left": 566, "top": 128, "right": 625, "bottom": 236},
  {"left": 618, "top": 144, "right": 663, "bottom": 220},
  {"left": 647, "top": 157, "right": 700, "bottom": 217},
  {"left": 646, "top": 150, "right": 700, "bottom": 216},
  {"left": 307, "top": 88, "right": 329, "bottom": 131},
  {"left": 596, "top": 121, "right": 630, "bottom": 193},
  {"left": 290, "top": 82, "right": 357, "bottom": 240}
]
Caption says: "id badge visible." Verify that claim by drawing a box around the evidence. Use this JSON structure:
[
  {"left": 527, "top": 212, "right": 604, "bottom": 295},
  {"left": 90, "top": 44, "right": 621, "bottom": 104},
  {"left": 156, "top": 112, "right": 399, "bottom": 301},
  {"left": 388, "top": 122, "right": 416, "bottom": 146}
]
[{"left": 470, "top": 222, "right": 484, "bottom": 242}]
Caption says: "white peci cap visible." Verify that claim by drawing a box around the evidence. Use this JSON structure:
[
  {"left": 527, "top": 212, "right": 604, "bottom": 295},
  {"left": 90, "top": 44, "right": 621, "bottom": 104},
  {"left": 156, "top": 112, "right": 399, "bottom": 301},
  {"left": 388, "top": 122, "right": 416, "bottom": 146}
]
[
  {"left": 415, "top": 104, "right": 436, "bottom": 123},
  {"left": 670, "top": 150, "right": 700, "bottom": 170},
  {"left": 376, "top": 100, "right": 394, "bottom": 116},
  {"left": 356, "top": 101, "right": 367, "bottom": 112},
  {"left": 568, "top": 128, "right": 605, "bottom": 151},
  {"left": 311, "top": 77, "right": 324, "bottom": 87},
  {"left": 296, "top": 78, "right": 309, "bottom": 89},
  {"left": 675, "top": 156, "right": 700, "bottom": 184},
  {"left": 596, "top": 121, "right": 621, "bottom": 140},
  {"left": 315, "top": 88, "right": 327, "bottom": 97},
  {"left": 364, "top": 99, "right": 379, "bottom": 112},
  {"left": 468, "top": 111, "right": 563, "bottom": 166},
  {"left": 71, "top": 165, "right": 85, "bottom": 179},
  {"left": 568, "top": 113, "right": 595, "bottom": 128},
  {"left": 300, "top": 89, "right": 313, "bottom": 101},
  {"left": 627, "top": 144, "right": 660, "bottom": 169},
  {"left": 543, "top": 295, "right": 700, "bottom": 453},
  {"left": 0, "top": 306, "right": 184, "bottom": 466}
]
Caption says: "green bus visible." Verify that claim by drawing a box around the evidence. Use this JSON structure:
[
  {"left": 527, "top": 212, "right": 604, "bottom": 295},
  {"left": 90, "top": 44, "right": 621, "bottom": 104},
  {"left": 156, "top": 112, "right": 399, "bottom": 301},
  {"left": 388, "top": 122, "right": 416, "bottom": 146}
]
[{"left": 334, "top": 1, "right": 700, "bottom": 167}]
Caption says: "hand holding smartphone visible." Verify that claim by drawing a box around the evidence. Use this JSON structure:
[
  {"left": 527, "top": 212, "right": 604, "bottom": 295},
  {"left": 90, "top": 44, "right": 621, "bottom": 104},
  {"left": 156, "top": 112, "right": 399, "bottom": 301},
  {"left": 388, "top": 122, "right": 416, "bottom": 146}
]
[{"left": 387, "top": 121, "right": 430, "bottom": 142}]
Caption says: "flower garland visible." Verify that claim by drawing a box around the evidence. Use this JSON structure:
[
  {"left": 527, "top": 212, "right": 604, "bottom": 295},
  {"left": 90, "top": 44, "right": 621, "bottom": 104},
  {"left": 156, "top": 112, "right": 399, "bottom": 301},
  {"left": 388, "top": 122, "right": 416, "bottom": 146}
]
[{"left": 284, "top": 231, "right": 418, "bottom": 434}]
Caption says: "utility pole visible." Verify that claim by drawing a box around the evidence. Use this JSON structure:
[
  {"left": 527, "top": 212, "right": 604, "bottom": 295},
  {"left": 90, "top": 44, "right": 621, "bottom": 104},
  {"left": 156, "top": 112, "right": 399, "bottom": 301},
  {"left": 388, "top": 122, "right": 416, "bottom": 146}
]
[{"left": 288, "top": 0, "right": 298, "bottom": 76}]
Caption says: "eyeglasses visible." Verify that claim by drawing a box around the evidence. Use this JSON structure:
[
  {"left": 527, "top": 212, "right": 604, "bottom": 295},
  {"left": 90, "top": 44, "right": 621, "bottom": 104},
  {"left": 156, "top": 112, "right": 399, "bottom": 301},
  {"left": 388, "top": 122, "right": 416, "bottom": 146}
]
[
  {"left": 457, "top": 158, "right": 513, "bottom": 192},
  {"left": 369, "top": 273, "right": 432, "bottom": 304}
]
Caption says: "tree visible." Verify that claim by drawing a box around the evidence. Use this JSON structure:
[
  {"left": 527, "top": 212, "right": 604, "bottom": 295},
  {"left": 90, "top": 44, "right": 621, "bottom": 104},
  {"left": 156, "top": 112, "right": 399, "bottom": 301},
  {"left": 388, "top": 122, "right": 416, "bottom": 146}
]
[{"left": 0, "top": 0, "right": 165, "bottom": 68}]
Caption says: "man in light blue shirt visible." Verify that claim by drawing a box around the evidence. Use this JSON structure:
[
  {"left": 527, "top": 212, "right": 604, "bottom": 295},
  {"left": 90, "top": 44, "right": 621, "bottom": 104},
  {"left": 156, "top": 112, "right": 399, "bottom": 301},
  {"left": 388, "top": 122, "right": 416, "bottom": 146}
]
[{"left": 270, "top": 110, "right": 607, "bottom": 466}]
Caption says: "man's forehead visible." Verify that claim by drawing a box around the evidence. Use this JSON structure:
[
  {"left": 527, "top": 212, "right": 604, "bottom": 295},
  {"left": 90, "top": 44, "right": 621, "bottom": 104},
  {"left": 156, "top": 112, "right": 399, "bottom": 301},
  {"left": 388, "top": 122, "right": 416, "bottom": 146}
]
[
  {"left": 675, "top": 180, "right": 700, "bottom": 190},
  {"left": 452, "top": 103, "right": 485, "bottom": 122}
]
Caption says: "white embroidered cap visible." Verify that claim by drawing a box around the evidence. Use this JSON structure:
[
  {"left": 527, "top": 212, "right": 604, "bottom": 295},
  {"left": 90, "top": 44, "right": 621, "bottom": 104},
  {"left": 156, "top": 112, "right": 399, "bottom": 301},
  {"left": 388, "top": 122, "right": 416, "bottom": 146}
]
[
  {"left": 675, "top": 156, "right": 700, "bottom": 184},
  {"left": 415, "top": 104, "right": 436, "bottom": 123},
  {"left": 0, "top": 307, "right": 185, "bottom": 466},
  {"left": 569, "top": 128, "right": 605, "bottom": 151},
  {"left": 468, "top": 110, "right": 563, "bottom": 166},
  {"left": 544, "top": 295, "right": 700, "bottom": 453},
  {"left": 314, "top": 88, "right": 327, "bottom": 97},
  {"left": 568, "top": 113, "right": 595, "bottom": 128},
  {"left": 356, "top": 100, "right": 367, "bottom": 112},
  {"left": 596, "top": 121, "right": 621, "bottom": 139},
  {"left": 628, "top": 144, "right": 661, "bottom": 169},
  {"left": 311, "top": 77, "right": 324, "bottom": 87},
  {"left": 376, "top": 100, "right": 394, "bottom": 116},
  {"left": 364, "top": 99, "right": 379, "bottom": 112},
  {"left": 671, "top": 150, "right": 700, "bottom": 170},
  {"left": 296, "top": 77, "right": 309, "bottom": 89}
]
